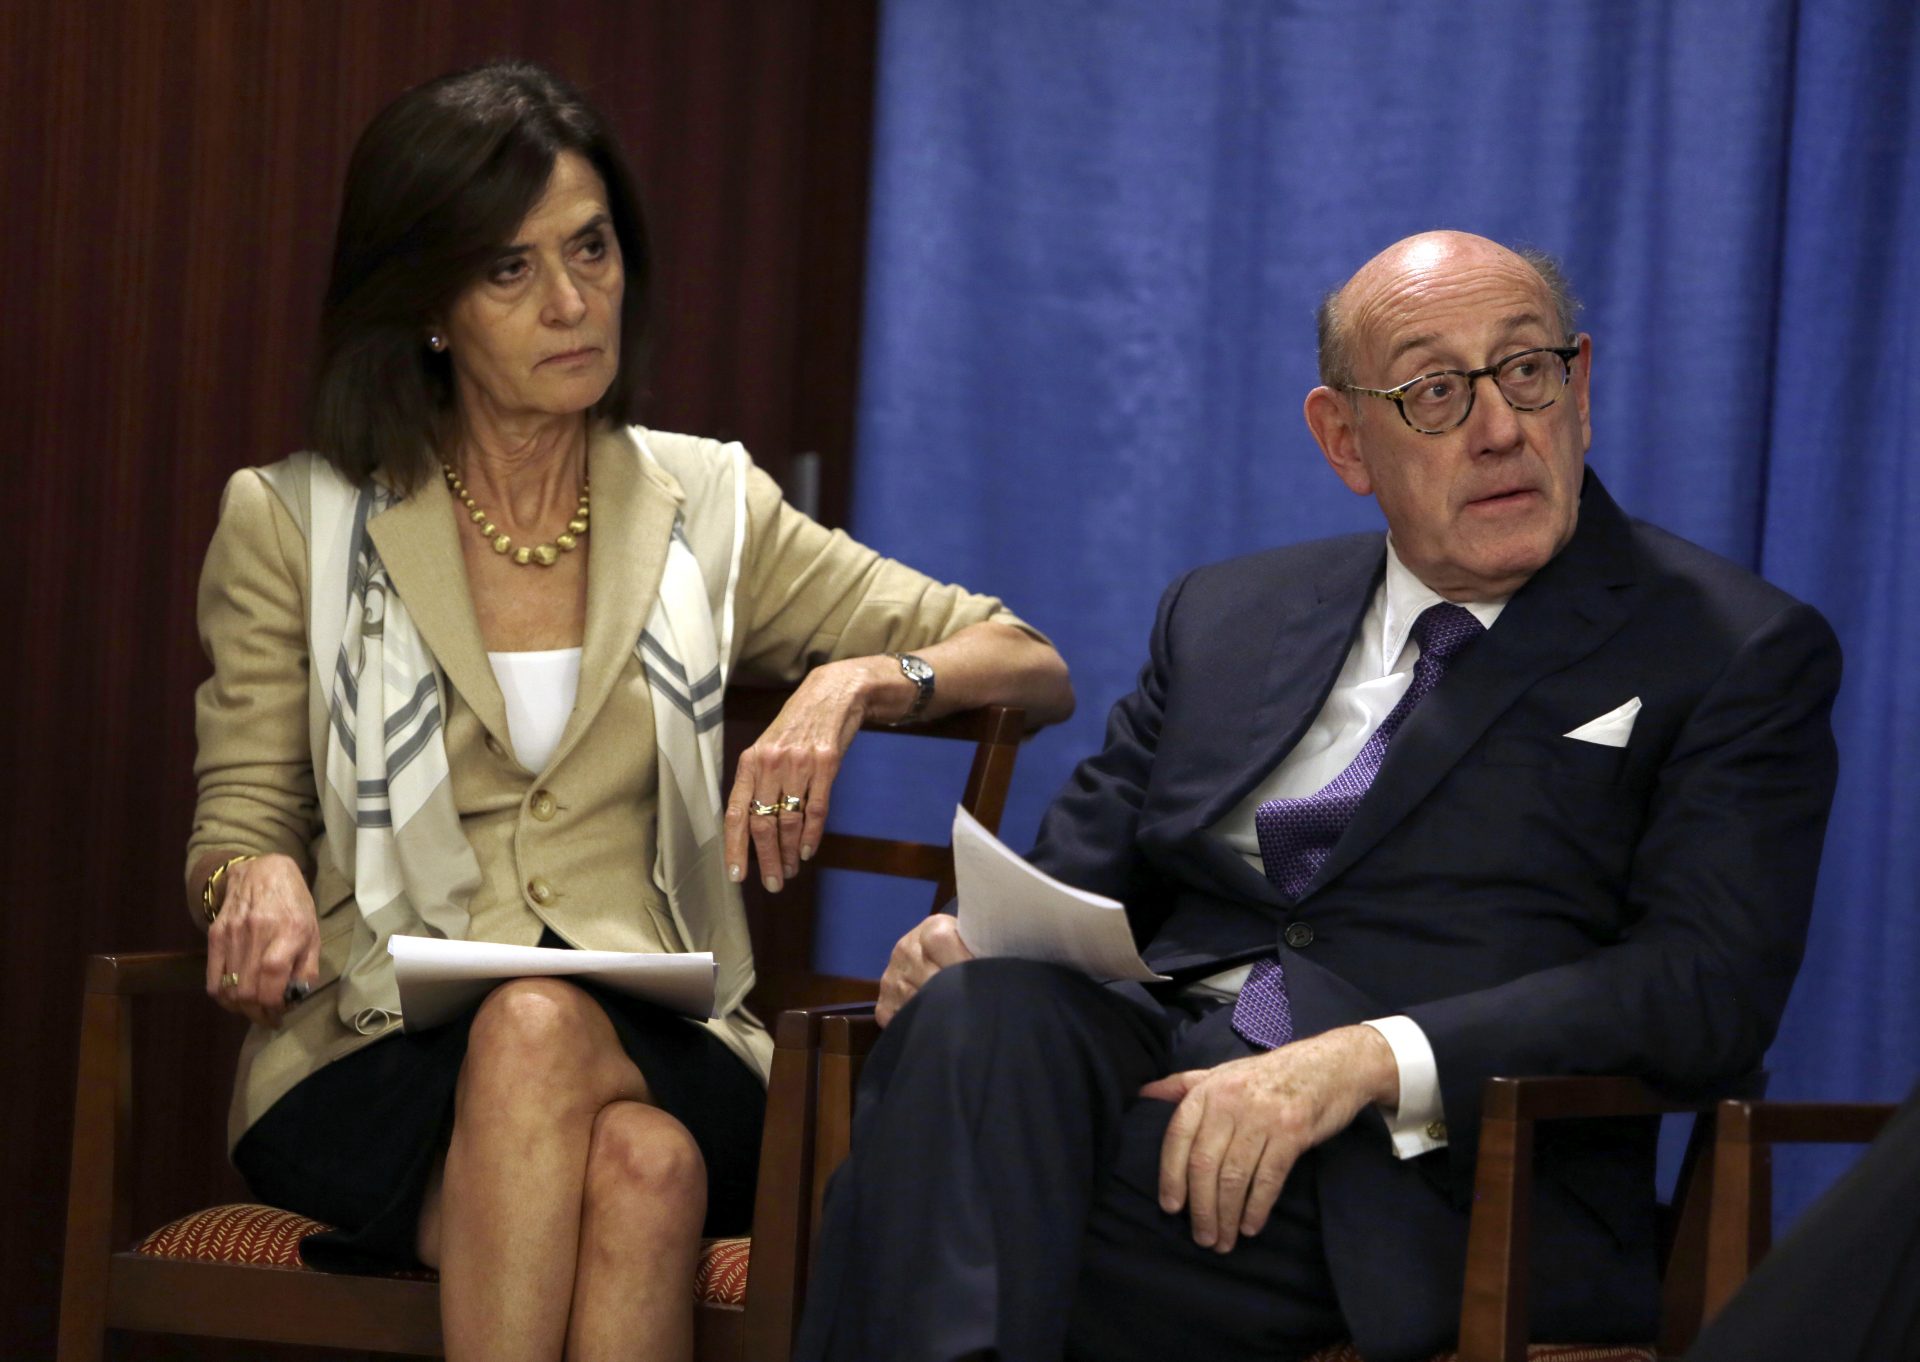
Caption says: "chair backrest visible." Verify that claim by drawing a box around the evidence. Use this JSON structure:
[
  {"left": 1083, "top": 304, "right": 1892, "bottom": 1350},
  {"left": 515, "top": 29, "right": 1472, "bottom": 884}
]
[{"left": 724, "top": 685, "right": 1027, "bottom": 1021}]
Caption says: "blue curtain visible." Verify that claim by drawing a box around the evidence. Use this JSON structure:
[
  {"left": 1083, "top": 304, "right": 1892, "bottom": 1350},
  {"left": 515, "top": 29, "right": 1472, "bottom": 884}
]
[{"left": 820, "top": 0, "right": 1919, "bottom": 1227}]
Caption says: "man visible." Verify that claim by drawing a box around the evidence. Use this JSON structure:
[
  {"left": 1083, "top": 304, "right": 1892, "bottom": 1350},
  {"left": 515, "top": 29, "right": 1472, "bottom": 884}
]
[{"left": 796, "top": 232, "right": 1842, "bottom": 1362}]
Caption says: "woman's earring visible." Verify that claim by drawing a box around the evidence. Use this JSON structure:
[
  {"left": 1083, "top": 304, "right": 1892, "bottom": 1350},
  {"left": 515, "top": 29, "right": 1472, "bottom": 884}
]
[{"left": 428, "top": 333, "right": 446, "bottom": 352}]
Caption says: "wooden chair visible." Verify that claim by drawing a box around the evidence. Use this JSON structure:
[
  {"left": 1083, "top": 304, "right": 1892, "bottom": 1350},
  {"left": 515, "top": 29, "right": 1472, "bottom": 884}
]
[
  {"left": 1700, "top": 1096, "right": 1900, "bottom": 1324},
  {"left": 814, "top": 1022, "right": 1738, "bottom": 1362},
  {"left": 57, "top": 690, "right": 1028, "bottom": 1362}
]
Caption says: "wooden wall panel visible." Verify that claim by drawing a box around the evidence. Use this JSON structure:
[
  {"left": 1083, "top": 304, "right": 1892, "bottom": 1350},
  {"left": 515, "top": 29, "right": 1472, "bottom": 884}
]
[{"left": 0, "top": 1, "right": 877, "bottom": 1352}]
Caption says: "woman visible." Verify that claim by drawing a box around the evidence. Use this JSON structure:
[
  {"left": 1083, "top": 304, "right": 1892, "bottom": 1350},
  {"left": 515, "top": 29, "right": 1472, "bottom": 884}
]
[{"left": 188, "top": 61, "right": 1071, "bottom": 1362}]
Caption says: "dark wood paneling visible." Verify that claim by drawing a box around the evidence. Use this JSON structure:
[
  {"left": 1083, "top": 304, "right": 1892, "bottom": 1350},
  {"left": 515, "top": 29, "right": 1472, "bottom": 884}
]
[{"left": 0, "top": 1, "right": 877, "bottom": 1352}]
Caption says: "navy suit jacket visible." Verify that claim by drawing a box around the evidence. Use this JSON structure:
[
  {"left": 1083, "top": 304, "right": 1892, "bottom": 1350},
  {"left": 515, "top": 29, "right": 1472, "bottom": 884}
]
[{"left": 1026, "top": 471, "right": 1842, "bottom": 1354}]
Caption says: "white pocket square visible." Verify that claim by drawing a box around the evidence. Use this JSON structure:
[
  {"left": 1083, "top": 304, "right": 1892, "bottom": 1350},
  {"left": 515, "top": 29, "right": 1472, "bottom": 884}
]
[{"left": 1564, "top": 697, "right": 1641, "bottom": 748}]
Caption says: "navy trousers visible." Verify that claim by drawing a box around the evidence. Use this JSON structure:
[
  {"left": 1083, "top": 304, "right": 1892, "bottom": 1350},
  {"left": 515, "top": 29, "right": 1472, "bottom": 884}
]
[{"left": 793, "top": 958, "right": 1348, "bottom": 1362}]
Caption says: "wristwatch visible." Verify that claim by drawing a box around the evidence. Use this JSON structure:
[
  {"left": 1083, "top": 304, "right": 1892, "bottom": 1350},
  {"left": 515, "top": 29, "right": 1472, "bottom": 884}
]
[{"left": 893, "top": 652, "right": 935, "bottom": 723}]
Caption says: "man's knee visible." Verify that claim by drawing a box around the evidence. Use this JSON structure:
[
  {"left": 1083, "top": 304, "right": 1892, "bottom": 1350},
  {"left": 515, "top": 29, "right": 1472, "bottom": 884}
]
[
  {"left": 879, "top": 958, "right": 1161, "bottom": 1101},
  {"left": 907, "top": 956, "right": 1104, "bottom": 1028}
]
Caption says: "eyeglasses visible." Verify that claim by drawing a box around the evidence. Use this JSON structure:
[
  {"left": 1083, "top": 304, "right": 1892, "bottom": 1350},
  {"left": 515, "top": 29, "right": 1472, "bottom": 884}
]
[{"left": 1343, "top": 345, "right": 1580, "bottom": 435}]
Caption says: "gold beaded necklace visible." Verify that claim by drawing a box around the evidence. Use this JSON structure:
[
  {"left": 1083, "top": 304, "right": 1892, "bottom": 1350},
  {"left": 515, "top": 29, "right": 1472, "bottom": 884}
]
[{"left": 441, "top": 462, "right": 590, "bottom": 568}]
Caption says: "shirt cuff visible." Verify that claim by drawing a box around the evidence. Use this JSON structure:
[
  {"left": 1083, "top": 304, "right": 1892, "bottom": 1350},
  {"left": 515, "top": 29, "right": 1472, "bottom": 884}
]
[{"left": 1361, "top": 1015, "right": 1448, "bottom": 1159}]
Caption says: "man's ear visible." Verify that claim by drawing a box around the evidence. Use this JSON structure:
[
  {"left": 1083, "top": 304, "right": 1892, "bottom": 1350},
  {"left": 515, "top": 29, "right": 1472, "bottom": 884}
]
[
  {"left": 1304, "top": 386, "right": 1373, "bottom": 496},
  {"left": 1571, "top": 333, "right": 1593, "bottom": 451}
]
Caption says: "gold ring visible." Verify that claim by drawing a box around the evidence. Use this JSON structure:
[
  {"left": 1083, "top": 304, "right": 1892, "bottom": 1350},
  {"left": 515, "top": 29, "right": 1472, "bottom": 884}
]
[
  {"left": 779, "top": 794, "right": 805, "bottom": 813},
  {"left": 749, "top": 800, "right": 779, "bottom": 816},
  {"left": 220, "top": 972, "right": 241, "bottom": 990}
]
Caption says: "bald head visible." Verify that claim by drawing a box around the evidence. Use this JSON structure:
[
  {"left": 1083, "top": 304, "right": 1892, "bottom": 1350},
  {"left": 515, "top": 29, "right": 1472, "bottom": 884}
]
[
  {"left": 1299, "top": 228, "right": 1594, "bottom": 600},
  {"left": 1316, "top": 232, "right": 1579, "bottom": 389}
]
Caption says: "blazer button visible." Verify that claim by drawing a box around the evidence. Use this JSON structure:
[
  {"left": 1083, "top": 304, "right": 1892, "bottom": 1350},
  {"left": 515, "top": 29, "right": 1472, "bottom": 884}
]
[
  {"left": 527, "top": 877, "right": 554, "bottom": 905},
  {"left": 1426, "top": 1120, "right": 1448, "bottom": 1142},
  {"left": 530, "top": 790, "right": 557, "bottom": 821},
  {"left": 486, "top": 734, "right": 507, "bottom": 759},
  {"left": 1283, "top": 921, "right": 1314, "bottom": 949}
]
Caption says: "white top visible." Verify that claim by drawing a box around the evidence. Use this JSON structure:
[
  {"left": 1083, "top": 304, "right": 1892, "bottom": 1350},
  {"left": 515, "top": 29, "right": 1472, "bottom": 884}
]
[
  {"left": 488, "top": 647, "right": 583, "bottom": 773},
  {"left": 1199, "top": 541, "right": 1509, "bottom": 1159}
]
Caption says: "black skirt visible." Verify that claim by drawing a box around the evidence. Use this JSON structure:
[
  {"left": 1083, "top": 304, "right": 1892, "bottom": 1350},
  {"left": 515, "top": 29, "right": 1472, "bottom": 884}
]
[{"left": 233, "top": 933, "right": 766, "bottom": 1274}]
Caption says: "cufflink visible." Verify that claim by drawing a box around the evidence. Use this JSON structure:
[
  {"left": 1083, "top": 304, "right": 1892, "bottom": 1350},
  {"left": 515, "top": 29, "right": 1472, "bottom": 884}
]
[{"left": 1425, "top": 1120, "right": 1447, "bottom": 1141}]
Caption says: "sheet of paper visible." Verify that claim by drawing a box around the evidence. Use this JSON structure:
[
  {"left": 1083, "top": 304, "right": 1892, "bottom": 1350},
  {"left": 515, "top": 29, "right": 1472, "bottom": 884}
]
[
  {"left": 388, "top": 935, "right": 718, "bottom": 1032},
  {"left": 952, "top": 805, "right": 1167, "bottom": 982}
]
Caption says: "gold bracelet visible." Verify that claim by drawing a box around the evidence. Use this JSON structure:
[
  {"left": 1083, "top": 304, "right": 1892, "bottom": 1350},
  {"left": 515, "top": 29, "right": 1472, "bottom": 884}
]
[{"left": 201, "top": 854, "right": 258, "bottom": 926}]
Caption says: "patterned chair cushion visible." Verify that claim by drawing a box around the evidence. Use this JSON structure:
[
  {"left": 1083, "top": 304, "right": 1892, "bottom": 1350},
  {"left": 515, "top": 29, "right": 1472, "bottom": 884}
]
[
  {"left": 135, "top": 1203, "right": 754, "bottom": 1307},
  {"left": 1304, "top": 1346, "right": 1653, "bottom": 1362}
]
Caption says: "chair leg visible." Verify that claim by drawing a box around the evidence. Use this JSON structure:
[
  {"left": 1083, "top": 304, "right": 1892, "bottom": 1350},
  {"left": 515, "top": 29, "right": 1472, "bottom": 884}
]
[
  {"left": 741, "top": 1012, "right": 821, "bottom": 1362},
  {"left": 1456, "top": 1108, "right": 1533, "bottom": 1362},
  {"left": 811, "top": 1036, "right": 858, "bottom": 1274},
  {"left": 810, "top": 1014, "right": 877, "bottom": 1284},
  {"left": 57, "top": 990, "right": 129, "bottom": 1362},
  {"left": 1657, "top": 1110, "right": 1717, "bottom": 1356},
  {"left": 1703, "top": 1101, "right": 1775, "bottom": 1323}
]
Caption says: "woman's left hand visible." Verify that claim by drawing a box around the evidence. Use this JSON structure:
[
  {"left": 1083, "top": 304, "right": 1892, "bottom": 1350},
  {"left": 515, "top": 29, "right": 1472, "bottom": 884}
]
[{"left": 724, "top": 659, "right": 883, "bottom": 892}]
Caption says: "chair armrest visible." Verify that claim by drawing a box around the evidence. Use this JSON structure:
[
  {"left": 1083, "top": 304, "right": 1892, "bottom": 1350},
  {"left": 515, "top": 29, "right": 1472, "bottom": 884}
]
[
  {"left": 1483, "top": 1072, "right": 1752, "bottom": 1122},
  {"left": 1717, "top": 1099, "right": 1895, "bottom": 1147},
  {"left": 727, "top": 683, "right": 1026, "bottom": 744},
  {"left": 84, "top": 950, "right": 207, "bottom": 996}
]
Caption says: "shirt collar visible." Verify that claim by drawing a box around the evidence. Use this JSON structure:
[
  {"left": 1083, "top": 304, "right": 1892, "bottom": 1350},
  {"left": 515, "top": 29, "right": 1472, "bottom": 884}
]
[{"left": 1379, "top": 538, "right": 1510, "bottom": 670}]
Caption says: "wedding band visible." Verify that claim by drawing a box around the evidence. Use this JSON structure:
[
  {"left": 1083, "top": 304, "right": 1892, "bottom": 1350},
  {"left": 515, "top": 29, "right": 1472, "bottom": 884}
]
[
  {"left": 220, "top": 972, "right": 241, "bottom": 990},
  {"left": 778, "top": 794, "right": 805, "bottom": 813},
  {"left": 749, "top": 800, "right": 780, "bottom": 816}
]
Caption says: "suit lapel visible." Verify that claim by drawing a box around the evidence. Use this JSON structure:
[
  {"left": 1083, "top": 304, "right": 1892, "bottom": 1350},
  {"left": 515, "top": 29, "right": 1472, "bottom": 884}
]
[
  {"left": 1304, "top": 473, "right": 1640, "bottom": 896},
  {"left": 1197, "top": 540, "right": 1385, "bottom": 832},
  {"left": 1155, "top": 539, "right": 1383, "bottom": 911},
  {"left": 367, "top": 471, "right": 512, "bottom": 750},
  {"left": 544, "top": 428, "right": 681, "bottom": 769}
]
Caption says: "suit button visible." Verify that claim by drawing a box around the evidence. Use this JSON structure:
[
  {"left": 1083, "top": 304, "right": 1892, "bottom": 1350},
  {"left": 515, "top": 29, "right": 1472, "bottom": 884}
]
[
  {"left": 1426, "top": 1120, "right": 1448, "bottom": 1141},
  {"left": 527, "top": 877, "right": 554, "bottom": 905},
  {"left": 486, "top": 734, "right": 507, "bottom": 759},
  {"left": 530, "top": 790, "right": 557, "bottom": 821},
  {"left": 1283, "top": 922, "right": 1314, "bottom": 949}
]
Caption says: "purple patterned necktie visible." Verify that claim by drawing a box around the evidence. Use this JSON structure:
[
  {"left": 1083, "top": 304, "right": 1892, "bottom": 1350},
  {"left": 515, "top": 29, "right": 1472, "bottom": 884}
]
[{"left": 1231, "top": 601, "right": 1486, "bottom": 1050}]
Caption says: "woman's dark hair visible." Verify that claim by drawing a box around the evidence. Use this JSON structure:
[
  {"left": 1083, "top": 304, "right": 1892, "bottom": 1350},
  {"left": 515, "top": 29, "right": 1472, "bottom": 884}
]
[{"left": 310, "top": 61, "right": 650, "bottom": 490}]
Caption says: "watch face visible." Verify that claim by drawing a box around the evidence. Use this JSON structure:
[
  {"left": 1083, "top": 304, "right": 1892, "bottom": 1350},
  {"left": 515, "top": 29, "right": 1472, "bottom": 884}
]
[{"left": 900, "top": 654, "right": 934, "bottom": 684}]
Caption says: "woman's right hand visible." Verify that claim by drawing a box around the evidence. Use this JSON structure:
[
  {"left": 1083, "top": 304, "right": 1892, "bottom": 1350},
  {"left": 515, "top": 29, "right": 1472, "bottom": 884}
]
[{"left": 204, "top": 853, "right": 321, "bottom": 1028}]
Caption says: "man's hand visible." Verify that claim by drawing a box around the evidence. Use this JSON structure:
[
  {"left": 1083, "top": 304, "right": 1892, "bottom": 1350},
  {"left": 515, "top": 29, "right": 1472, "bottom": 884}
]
[
  {"left": 1139, "top": 1024, "right": 1398, "bottom": 1252},
  {"left": 875, "top": 914, "right": 975, "bottom": 1027}
]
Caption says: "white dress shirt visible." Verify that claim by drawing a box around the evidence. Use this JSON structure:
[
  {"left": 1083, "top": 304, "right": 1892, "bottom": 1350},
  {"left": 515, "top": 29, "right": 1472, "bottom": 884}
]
[{"left": 1196, "top": 542, "right": 1508, "bottom": 1158}]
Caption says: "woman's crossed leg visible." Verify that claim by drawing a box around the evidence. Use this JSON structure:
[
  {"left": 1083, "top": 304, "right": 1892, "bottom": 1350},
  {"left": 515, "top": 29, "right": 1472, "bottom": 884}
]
[{"left": 416, "top": 977, "right": 708, "bottom": 1362}]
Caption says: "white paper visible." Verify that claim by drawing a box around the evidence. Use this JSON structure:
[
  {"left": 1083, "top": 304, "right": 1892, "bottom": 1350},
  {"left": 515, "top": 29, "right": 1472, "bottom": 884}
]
[
  {"left": 952, "top": 805, "right": 1167, "bottom": 982},
  {"left": 388, "top": 935, "right": 718, "bottom": 1031}
]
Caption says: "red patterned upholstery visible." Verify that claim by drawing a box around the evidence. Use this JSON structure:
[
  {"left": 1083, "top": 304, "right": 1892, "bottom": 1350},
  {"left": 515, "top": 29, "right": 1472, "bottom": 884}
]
[
  {"left": 135, "top": 1203, "right": 754, "bottom": 1307},
  {"left": 136, "top": 1203, "right": 323, "bottom": 1270},
  {"left": 692, "top": 1235, "right": 752, "bottom": 1306},
  {"left": 1303, "top": 1346, "right": 1653, "bottom": 1362}
]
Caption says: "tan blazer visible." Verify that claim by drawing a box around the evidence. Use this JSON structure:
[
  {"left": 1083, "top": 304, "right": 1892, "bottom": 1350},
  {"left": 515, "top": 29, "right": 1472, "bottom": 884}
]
[{"left": 190, "top": 427, "right": 1037, "bottom": 1149}]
